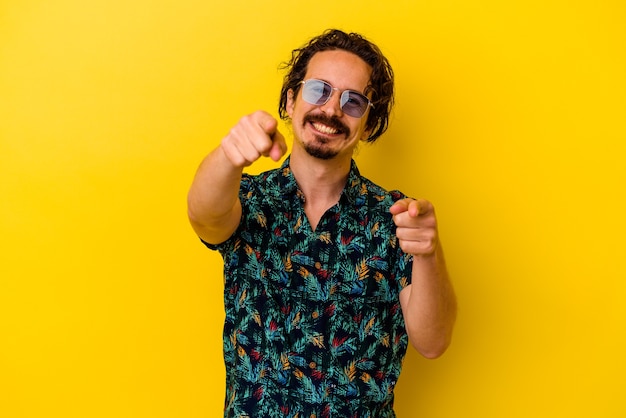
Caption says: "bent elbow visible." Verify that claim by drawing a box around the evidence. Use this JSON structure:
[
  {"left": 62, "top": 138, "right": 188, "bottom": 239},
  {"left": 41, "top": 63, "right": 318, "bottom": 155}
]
[
  {"left": 418, "top": 345, "right": 448, "bottom": 360},
  {"left": 409, "top": 333, "right": 452, "bottom": 360}
]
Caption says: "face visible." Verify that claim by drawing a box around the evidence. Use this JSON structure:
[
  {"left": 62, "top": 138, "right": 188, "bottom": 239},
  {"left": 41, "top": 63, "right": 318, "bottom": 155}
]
[{"left": 286, "top": 50, "right": 373, "bottom": 161}]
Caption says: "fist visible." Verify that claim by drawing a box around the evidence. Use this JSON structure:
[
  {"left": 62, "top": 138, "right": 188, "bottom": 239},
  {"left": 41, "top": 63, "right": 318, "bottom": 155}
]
[
  {"left": 221, "top": 110, "right": 287, "bottom": 168},
  {"left": 390, "top": 198, "right": 438, "bottom": 256}
]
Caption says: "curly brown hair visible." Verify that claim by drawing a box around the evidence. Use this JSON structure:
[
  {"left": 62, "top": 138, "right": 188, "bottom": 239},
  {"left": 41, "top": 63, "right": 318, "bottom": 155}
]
[{"left": 278, "top": 29, "right": 394, "bottom": 143}]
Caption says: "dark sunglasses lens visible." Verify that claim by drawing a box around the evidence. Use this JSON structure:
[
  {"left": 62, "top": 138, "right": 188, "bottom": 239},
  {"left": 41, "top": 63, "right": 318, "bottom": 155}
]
[
  {"left": 341, "top": 91, "right": 369, "bottom": 117},
  {"left": 302, "top": 80, "right": 331, "bottom": 105}
]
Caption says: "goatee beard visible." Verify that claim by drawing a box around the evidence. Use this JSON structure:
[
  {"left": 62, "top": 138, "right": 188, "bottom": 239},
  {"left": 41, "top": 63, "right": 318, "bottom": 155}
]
[
  {"left": 302, "top": 114, "right": 350, "bottom": 160},
  {"left": 303, "top": 140, "right": 338, "bottom": 160}
]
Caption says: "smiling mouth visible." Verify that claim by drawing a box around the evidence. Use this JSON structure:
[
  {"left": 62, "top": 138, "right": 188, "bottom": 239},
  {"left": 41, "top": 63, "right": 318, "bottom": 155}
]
[
  {"left": 304, "top": 114, "right": 349, "bottom": 138},
  {"left": 311, "top": 122, "right": 340, "bottom": 135}
]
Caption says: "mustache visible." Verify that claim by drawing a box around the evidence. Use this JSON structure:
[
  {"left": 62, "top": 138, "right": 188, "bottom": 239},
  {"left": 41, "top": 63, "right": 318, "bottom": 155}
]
[{"left": 303, "top": 114, "right": 350, "bottom": 136}]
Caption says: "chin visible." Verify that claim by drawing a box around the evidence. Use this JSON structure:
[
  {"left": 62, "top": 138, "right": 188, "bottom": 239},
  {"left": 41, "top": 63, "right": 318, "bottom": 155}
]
[{"left": 304, "top": 143, "right": 338, "bottom": 160}]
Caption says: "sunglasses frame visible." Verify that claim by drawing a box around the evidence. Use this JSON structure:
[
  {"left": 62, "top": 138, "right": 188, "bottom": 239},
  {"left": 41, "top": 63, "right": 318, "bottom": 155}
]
[{"left": 299, "top": 79, "right": 374, "bottom": 118}]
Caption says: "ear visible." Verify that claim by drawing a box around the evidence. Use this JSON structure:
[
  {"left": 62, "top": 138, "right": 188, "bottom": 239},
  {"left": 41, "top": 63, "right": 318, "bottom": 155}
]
[
  {"left": 286, "top": 89, "right": 295, "bottom": 118},
  {"left": 360, "top": 124, "right": 373, "bottom": 142}
]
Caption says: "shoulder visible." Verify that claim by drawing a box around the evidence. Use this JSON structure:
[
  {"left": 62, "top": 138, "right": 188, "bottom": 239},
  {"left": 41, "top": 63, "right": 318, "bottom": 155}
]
[
  {"left": 348, "top": 160, "right": 408, "bottom": 206},
  {"left": 240, "top": 166, "right": 285, "bottom": 196},
  {"left": 357, "top": 175, "right": 408, "bottom": 207}
]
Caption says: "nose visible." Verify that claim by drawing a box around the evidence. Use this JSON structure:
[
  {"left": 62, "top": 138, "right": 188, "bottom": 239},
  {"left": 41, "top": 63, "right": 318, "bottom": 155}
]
[{"left": 319, "top": 88, "right": 344, "bottom": 117}]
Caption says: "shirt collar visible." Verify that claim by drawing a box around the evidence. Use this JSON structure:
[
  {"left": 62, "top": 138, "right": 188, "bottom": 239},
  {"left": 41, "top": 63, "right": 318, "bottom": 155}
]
[{"left": 276, "top": 156, "right": 363, "bottom": 206}]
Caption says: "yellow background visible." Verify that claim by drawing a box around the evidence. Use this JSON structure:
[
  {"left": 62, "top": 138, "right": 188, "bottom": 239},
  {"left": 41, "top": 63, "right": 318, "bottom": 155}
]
[{"left": 1, "top": 0, "right": 625, "bottom": 417}]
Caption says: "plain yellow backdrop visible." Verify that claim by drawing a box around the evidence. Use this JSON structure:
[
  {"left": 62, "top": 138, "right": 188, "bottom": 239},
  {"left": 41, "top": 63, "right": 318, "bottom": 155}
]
[{"left": 1, "top": 0, "right": 625, "bottom": 417}]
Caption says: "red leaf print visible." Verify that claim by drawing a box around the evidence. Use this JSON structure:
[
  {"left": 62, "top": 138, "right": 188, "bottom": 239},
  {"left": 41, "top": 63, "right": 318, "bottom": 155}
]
[
  {"left": 332, "top": 335, "right": 349, "bottom": 347},
  {"left": 253, "top": 386, "right": 263, "bottom": 400},
  {"left": 324, "top": 304, "right": 336, "bottom": 317}
]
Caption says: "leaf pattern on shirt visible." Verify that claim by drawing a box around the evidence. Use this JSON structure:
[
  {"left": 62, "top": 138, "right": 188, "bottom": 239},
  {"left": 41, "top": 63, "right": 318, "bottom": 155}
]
[{"left": 205, "top": 157, "right": 413, "bottom": 418}]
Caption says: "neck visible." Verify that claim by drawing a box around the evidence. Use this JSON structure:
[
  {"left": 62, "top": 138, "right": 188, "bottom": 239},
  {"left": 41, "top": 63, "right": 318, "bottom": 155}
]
[
  {"left": 289, "top": 149, "right": 352, "bottom": 230},
  {"left": 289, "top": 149, "right": 351, "bottom": 203}
]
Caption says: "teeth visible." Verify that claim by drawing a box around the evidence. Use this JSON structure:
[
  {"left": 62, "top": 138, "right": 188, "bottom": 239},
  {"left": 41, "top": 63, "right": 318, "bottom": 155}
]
[{"left": 312, "top": 122, "right": 339, "bottom": 135}]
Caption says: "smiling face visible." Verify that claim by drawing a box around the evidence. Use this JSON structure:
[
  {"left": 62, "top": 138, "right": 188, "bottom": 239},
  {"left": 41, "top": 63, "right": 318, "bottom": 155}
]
[{"left": 286, "top": 50, "right": 373, "bottom": 161}]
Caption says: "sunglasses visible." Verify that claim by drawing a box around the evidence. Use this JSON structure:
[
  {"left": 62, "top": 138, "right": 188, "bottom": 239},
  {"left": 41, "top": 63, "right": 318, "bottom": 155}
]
[{"left": 299, "top": 79, "right": 374, "bottom": 118}]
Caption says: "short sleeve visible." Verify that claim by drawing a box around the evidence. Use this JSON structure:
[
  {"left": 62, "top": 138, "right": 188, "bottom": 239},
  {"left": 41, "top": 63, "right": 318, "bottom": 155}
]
[{"left": 198, "top": 174, "right": 255, "bottom": 253}]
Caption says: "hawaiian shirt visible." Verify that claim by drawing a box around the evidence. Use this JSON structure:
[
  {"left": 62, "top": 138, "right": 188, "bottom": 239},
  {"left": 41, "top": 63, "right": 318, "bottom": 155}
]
[{"left": 204, "top": 157, "right": 413, "bottom": 418}]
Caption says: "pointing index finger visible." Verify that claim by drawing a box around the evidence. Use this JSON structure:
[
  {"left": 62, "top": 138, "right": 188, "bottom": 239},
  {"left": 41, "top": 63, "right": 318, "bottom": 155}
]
[
  {"left": 390, "top": 198, "right": 433, "bottom": 218},
  {"left": 268, "top": 130, "right": 287, "bottom": 162},
  {"left": 389, "top": 198, "right": 410, "bottom": 215}
]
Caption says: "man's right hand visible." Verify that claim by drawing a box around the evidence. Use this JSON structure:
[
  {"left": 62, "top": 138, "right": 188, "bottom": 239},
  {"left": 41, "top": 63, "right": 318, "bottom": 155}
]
[{"left": 220, "top": 111, "right": 287, "bottom": 168}]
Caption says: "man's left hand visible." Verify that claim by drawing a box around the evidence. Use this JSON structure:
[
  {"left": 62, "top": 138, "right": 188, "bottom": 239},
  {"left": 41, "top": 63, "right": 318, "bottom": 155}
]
[{"left": 390, "top": 198, "right": 438, "bottom": 256}]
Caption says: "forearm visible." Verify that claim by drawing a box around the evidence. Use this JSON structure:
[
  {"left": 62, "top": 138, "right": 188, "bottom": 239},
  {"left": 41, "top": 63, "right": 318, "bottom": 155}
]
[
  {"left": 187, "top": 111, "right": 286, "bottom": 243},
  {"left": 400, "top": 245, "right": 457, "bottom": 359},
  {"left": 187, "top": 145, "right": 243, "bottom": 244}
]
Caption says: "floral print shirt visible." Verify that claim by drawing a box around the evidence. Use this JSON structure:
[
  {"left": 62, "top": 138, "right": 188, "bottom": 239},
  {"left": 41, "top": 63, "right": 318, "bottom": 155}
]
[{"left": 204, "top": 157, "right": 413, "bottom": 417}]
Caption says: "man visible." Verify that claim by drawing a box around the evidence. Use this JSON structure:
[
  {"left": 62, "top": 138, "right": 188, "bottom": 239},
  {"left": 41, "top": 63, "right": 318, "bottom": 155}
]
[{"left": 188, "top": 29, "right": 456, "bottom": 417}]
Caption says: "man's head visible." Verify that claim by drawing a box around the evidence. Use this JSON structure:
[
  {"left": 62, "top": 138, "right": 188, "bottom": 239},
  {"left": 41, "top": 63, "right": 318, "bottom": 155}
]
[{"left": 278, "top": 29, "right": 394, "bottom": 143}]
